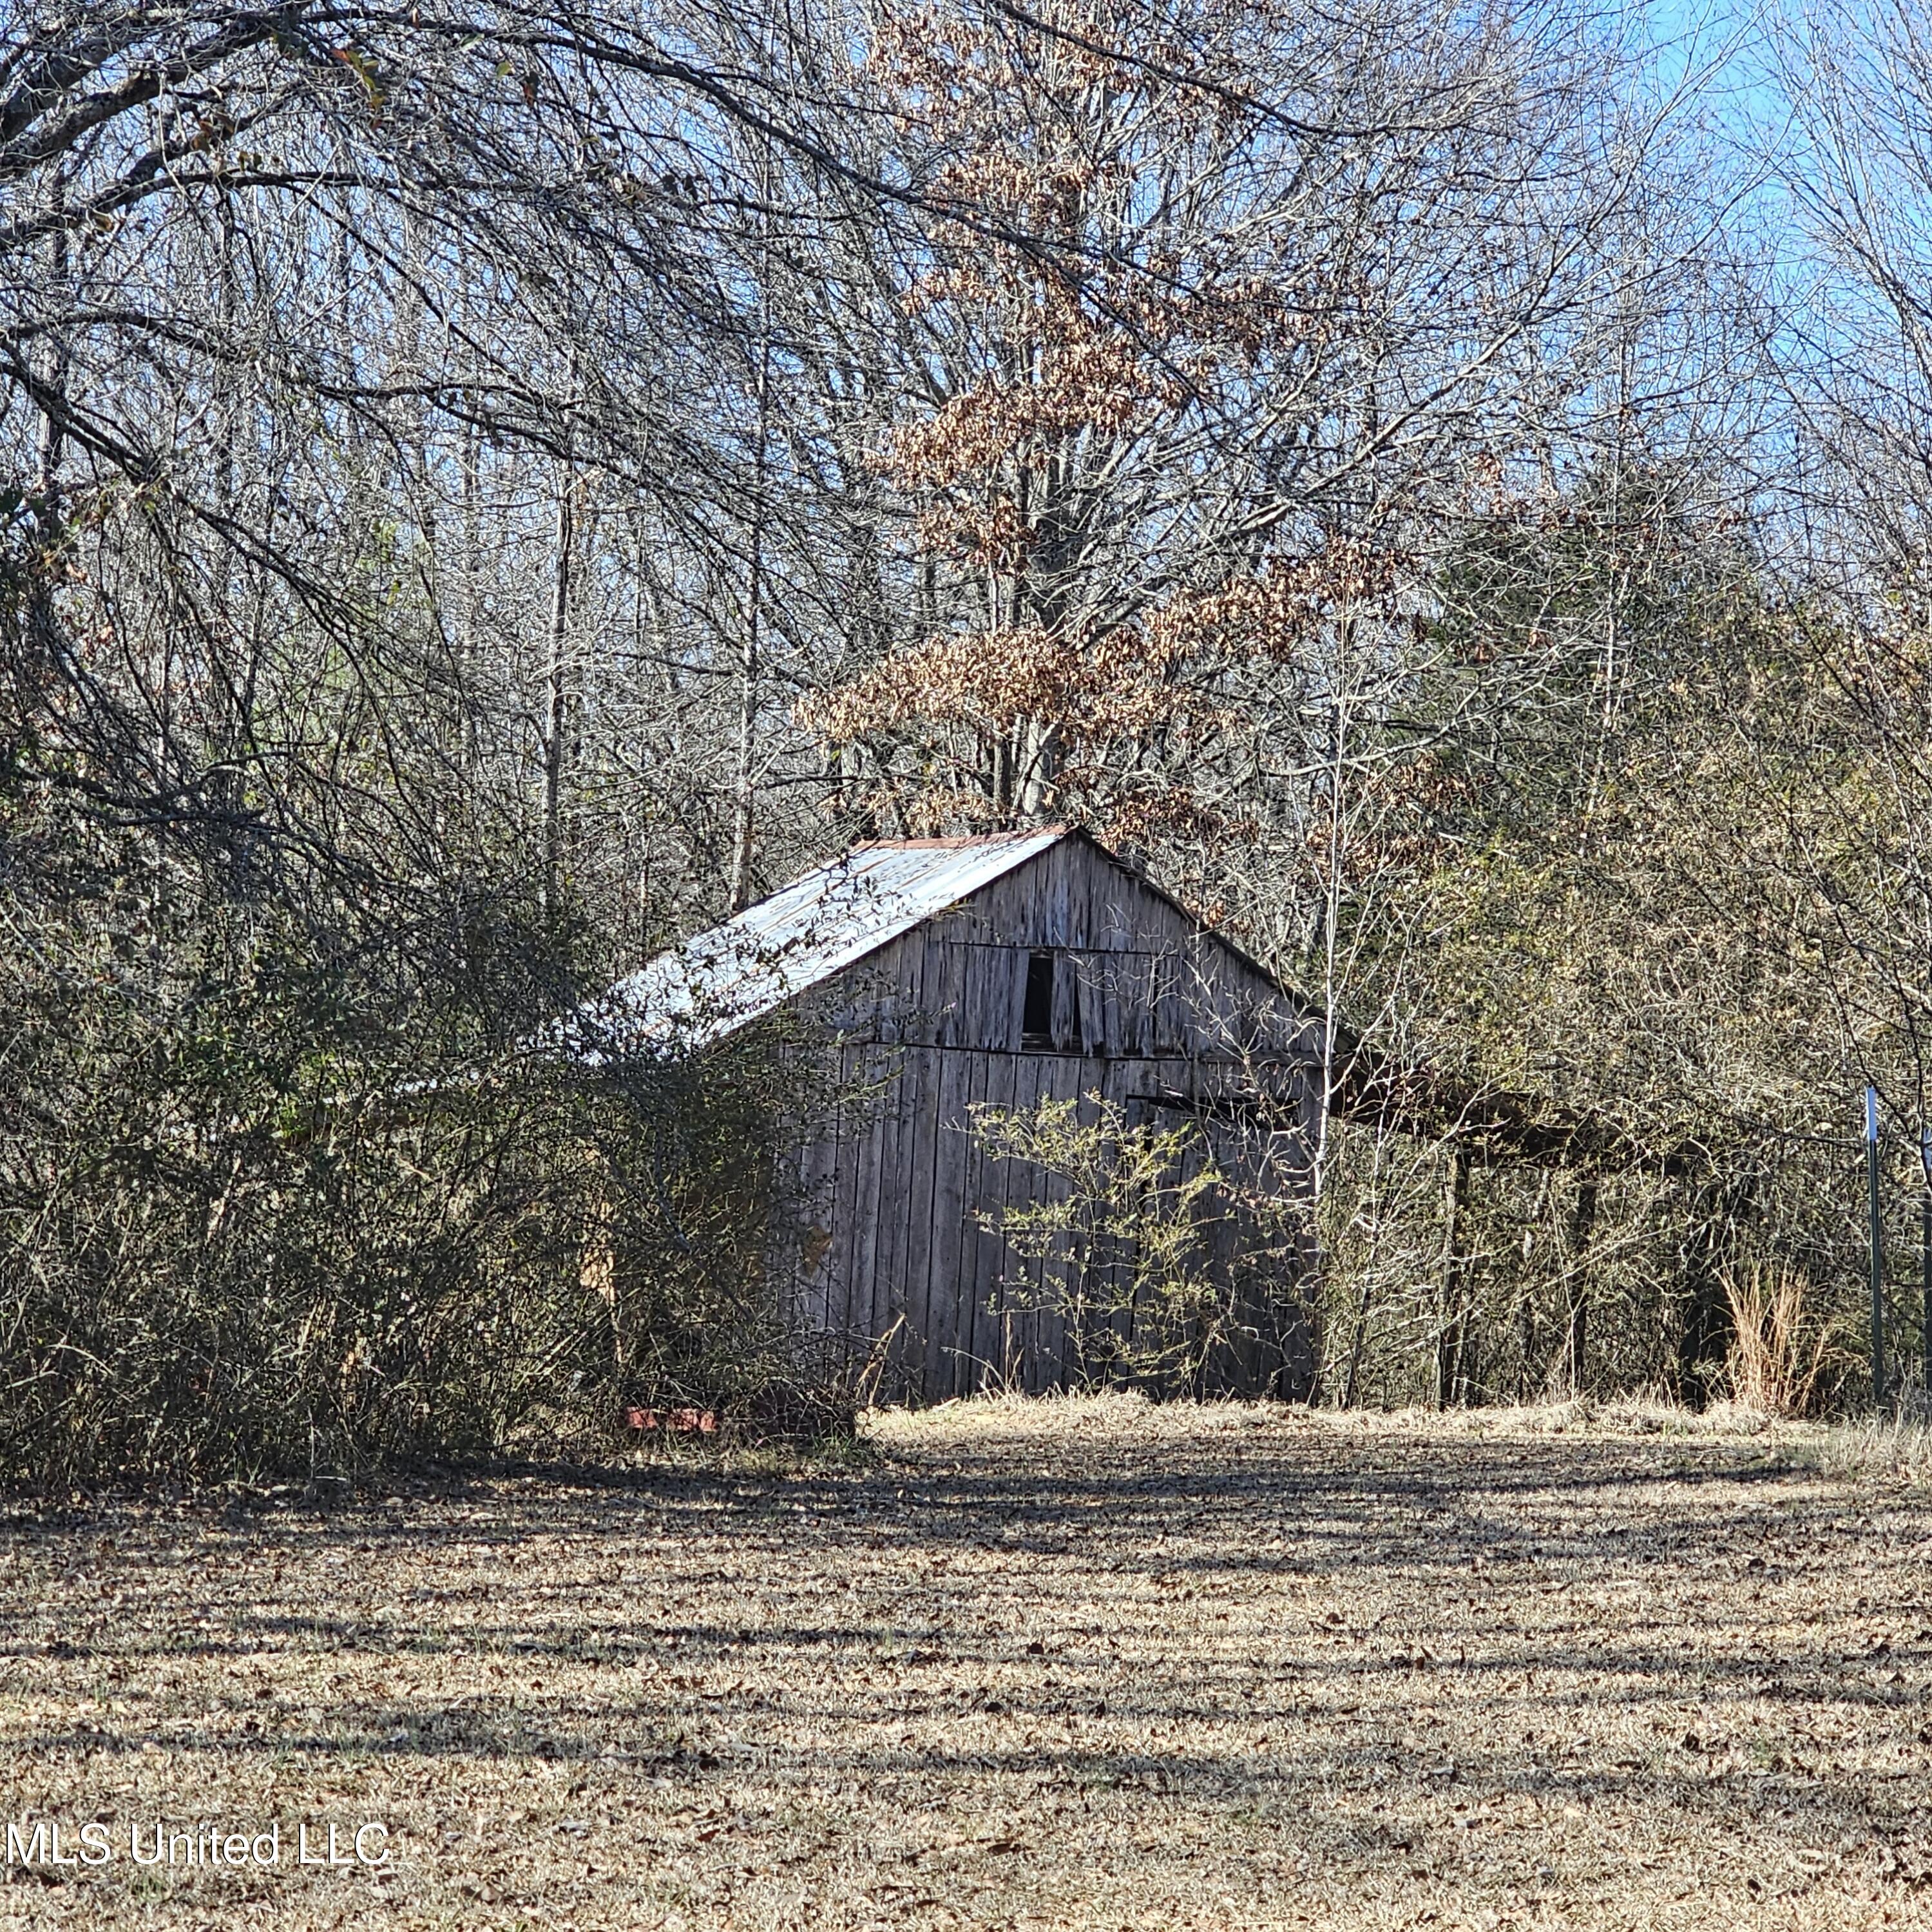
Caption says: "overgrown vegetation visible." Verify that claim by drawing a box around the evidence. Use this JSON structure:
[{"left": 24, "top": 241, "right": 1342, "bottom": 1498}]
[
  {"left": 10, "top": 0, "right": 1932, "bottom": 1469},
  {"left": 973, "top": 1095, "right": 1234, "bottom": 1390},
  {"left": 0, "top": 827, "right": 816, "bottom": 1477}
]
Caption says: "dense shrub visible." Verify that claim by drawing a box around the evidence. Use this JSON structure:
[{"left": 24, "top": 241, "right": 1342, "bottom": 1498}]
[{"left": 0, "top": 846, "right": 822, "bottom": 1482}]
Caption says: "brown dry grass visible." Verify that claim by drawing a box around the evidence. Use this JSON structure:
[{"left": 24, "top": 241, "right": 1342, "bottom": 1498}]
[
  {"left": 3, "top": 1393, "right": 1932, "bottom": 1929},
  {"left": 1720, "top": 1265, "right": 1847, "bottom": 1417}
]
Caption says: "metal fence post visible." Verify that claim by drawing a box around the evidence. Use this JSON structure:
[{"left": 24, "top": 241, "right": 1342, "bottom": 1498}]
[{"left": 1868, "top": 1086, "right": 1885, "bottom": 1404}]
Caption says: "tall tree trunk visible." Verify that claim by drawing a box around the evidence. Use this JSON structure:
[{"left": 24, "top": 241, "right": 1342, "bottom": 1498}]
[
  {"left": 460, "top": 421, "right": 483, "bottom": 772},
  {"left": 1018, "top": 715, "right": 1060, "bottom": 822},
  {"left": 29, "top": 164, "right": 68, "bottom": 679},
  {"left": 542, "top": 460, "right": 574, "bottom": 917},
  {"left": 730, "top": 122, "right": 777, "bottom": 913},
  {"left": 1436, "top": 1144, "right": 1473, "bottom": 1409},
  {"left": 1555, "top": 1173, "right": 1598, "bottom": 1399}
]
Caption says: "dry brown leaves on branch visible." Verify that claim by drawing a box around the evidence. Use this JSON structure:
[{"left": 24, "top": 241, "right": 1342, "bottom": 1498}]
[{"left": 799, "top": 540, "right": 1408, "bottom": 830}]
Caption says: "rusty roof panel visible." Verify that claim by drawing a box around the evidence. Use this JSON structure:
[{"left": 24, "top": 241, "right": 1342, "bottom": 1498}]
[{"left": 562, "top": 828, "right": 1066, "bottom": 1058}]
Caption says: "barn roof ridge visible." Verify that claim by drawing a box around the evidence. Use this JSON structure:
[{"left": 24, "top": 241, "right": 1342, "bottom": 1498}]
[
  {"left": 847, "top": 825, "right": 1071, "bottom": 852},
  {"left": 560, "top": 825, "right": 1064, "bottom": 1058},
  {"left": 540, "top": 830, "right": 1692, "bottom": 1174}
]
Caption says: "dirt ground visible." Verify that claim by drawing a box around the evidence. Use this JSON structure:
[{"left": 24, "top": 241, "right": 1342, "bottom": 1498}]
[{"left": 1, "top": 1396, "right": 1931, "bottom": 1930}]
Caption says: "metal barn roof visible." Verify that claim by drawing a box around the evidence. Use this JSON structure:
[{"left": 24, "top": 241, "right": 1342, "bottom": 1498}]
[{"left": 560, "top": 828, "right": 1067, "bottom": 1058}]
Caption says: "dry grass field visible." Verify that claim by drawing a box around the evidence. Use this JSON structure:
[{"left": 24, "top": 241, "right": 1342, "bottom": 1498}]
[{"left": 3, "top": 1395, "right": 1932, "bottom": 1930}]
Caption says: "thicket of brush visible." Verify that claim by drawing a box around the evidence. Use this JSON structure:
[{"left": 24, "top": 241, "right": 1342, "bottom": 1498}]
[
  {"left": 1, "top": 1011, "right": 813, "bottom": 1482},
  {"left": 16, "top": 0, "right": 1932, "bottom": 1471},
  {"left": 0, "top": 941, "right": 806, "bottom": 1481},
  {"left": 0, "top": 537, "right": 815, "bottom": 1481}
]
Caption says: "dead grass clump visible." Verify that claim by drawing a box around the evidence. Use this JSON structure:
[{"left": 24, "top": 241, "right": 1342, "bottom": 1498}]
[
  {"left": 1292, "top": 1393, "right": 1784, "bottom": 1440},
  {"left": 1795, "top": 1414, "right": 1932, "bottom": 1485},
  {"left": 1720, "top": 1262, "right": 1846, "bottom": 1417},
  {"left": 865, "top": 1386, "right": 1306, "bottom": 1451}
]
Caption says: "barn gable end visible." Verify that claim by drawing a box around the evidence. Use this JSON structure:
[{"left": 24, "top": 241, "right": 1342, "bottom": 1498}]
[
  {"left": 745, "top": 832, "right": 1323, "bottom": 1402},
  {"left": 807, "top": 832, "right": 1314, "bottom": 1064},
  {"left": 571, "top": 828, "right": 1321, "bottom": 1402}
]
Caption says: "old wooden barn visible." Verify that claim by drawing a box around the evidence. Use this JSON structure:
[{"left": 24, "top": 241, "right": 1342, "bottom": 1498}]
[{"left": 586, "top": 828, "right": 1325, "bottom": 1402}]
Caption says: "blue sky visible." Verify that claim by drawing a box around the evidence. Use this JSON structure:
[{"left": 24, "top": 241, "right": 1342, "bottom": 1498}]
[{"left": 1640, "top": 0, "right": 1788, "bottom": 141}]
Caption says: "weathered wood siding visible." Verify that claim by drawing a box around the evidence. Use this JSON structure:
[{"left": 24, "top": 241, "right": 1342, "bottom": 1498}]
[{"left": 770, "top": 837, "right": 1323, "bottom": 1400}]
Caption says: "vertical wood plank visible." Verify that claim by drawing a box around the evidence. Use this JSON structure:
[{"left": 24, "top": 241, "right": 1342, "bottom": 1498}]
[
  {"left": 995, "top": 945, "right": 1025, "bottom": 1052},
  {"left": 899, "top": 1046, "right": 946, "bottom": 1402},
  {"left": 844, "top": 1045, "right": 888, "bottom": 1372},
  {"left": 952, "top": 1047, "right": 995, "bottom": 1391},
  {"left": 878, "top": 936, "right": 928, "bottom": 1395},
  {"left": 1095, "top": 1057, "right": 1135, "bottom": 1382},
  {"left": 866, "top": 1048, "right": 912, "bottom": 1396},
  {"left": 1153, "top": 950, "right": 1186, "bottom": 1057},
  {"left": 1040, "top": 843, "right": 1071, "bottom": 946},
  {"left": 925, "top": 1046, "right": 973, "bottom": 1396},
  {"left": 1083, "top": 950, "right": 1113, "bottom": 1057},
  {"left": 1007, "top": 1049, "right": 1057, "bottom": 1393},
  {"left": 966, "top": 1049, "right": 1019, "bottom": 1390},
  {"left": 934, "top": 940, "right": 970, "bottom": 1049},
  {"left": 1077, "top": 836, "right": 1100, "bottom": 951},
  {"left": 830, "top": 1042, "right": 863, "bottom": 1353},
  {"left": 1125, "top": 952, "right": 1154, "bottom": 1057},
  {"left": 1049, "top": 950, "right": 1079, "bottom": 1050}
]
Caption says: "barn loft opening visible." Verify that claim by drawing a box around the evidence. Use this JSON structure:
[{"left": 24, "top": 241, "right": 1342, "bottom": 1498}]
[{"left": 1021, "top": 949, "right": 1055, "bottom": 1044}]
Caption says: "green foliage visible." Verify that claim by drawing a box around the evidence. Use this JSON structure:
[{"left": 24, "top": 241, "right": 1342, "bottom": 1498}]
[{"left": 1301, "top": 491, "right": 1908, "bottom": 1413}]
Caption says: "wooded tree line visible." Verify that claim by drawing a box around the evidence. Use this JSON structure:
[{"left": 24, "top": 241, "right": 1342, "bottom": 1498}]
[{"left": 6, "top": 0, "right": 1932, "bottom": 1473}]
